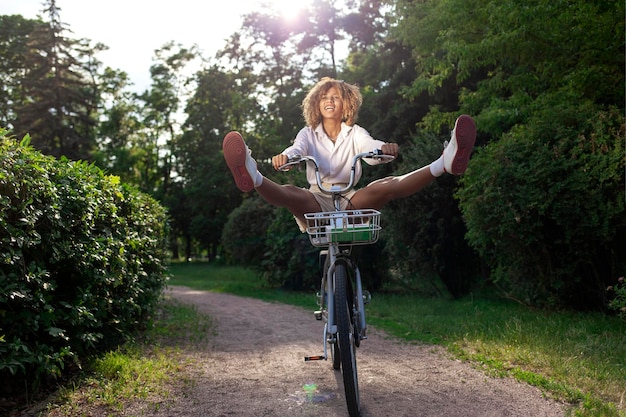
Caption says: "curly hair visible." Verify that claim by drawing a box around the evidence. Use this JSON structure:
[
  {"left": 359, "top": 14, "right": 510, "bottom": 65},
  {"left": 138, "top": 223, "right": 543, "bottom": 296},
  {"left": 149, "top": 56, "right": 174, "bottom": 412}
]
[{"left": 302, "top": 77, "right": 363, "bottom": 127}]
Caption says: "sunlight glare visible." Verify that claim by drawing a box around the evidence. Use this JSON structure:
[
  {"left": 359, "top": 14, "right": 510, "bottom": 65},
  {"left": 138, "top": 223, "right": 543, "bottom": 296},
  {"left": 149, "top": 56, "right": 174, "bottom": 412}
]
[{"left": 259, "top": 0, "right": 307, "bottom": 20}]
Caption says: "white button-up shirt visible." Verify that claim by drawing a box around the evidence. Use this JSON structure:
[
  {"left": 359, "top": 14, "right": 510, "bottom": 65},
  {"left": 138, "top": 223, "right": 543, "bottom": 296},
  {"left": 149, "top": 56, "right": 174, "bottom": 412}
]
[{"left": 281, "top": 123, "right": 387, "bottom": 187}]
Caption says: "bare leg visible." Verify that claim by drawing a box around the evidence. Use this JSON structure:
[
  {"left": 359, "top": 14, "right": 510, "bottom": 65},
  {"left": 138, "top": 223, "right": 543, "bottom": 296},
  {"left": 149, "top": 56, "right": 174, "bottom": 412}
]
[
  {"left": 222, "top": 131, "right": 322, "bottom": 223},
  {"left": 255, "top": 177, "right": 322, "bottom": 224},
  {"left": 349, "top": 165, "right": 435, "bottom": 210},
  {"left": 349, "top": 114, "right": 477, "bottom": 210}
]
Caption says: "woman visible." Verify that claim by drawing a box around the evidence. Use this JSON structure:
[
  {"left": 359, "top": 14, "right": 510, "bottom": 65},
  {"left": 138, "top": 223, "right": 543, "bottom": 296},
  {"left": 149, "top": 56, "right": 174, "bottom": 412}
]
[{"left": 222, "top": 77, "right": 476, "bottom": 231}]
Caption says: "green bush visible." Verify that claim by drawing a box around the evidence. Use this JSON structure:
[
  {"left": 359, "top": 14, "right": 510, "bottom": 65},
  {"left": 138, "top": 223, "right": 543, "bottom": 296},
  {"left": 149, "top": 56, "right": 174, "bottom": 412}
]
[
  {"left": 259, "top": 207, "right": 320, "bottom": 291},
  {"left": 457, "top": 103, "right": 625, "bottom": 309},
  {"left": 220, "top": 189, "right": 321, "bottom": 291},
  {"left": 221, "top": 192, "right": 326, "bottom": 291},
  {"left": 0, "top": 131, "right": 169, "bottom": 394},
  {"left": 221, "top": 195, "right": 274, "bottom": 266}
]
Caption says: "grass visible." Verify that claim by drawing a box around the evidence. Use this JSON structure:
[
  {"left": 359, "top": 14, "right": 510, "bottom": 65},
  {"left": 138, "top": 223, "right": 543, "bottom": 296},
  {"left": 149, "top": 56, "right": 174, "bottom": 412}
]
[
  {"left": 167, "top": 261, "right": 626, "bottom": 417},
  {"left": 42, "top": 298, "right": 213, "bottom": 416}
]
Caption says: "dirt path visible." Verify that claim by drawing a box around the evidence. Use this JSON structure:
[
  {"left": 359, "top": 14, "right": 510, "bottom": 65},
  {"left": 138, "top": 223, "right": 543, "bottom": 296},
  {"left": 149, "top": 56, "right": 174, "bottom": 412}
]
[{"left": 139, "top": 286, "right": 567, "bottom": 417}]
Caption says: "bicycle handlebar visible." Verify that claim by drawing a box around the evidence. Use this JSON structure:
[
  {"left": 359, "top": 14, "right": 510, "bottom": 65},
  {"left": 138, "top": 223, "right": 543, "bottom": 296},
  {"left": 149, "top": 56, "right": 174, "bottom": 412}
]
[{"left": 278, "top": 150, "right": 395, "bottom": 194}]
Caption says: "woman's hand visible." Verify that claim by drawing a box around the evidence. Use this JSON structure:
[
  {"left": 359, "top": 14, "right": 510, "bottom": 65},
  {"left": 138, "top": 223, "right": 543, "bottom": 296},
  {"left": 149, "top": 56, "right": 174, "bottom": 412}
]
[
  {"left": 272, "top": 154, "right": 289, "bottom": 171},
  {"left": 381, "top": 142, "right": 399, "bottom": 158}
]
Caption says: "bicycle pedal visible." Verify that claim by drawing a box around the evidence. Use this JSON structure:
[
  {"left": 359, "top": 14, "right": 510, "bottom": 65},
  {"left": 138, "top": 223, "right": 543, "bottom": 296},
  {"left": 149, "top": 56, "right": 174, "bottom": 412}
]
[
  {"left": 314, "top": 310, "right": 323, "bottom": 320},
  {"left": 304, "top": 355, "right": 326, "bottom": 361}
]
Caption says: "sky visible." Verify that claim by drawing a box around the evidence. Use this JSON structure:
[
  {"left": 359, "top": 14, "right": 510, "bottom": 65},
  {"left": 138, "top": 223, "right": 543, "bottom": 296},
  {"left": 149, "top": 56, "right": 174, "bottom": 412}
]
[{"left": 1, "top": 0, "right": 307, "bottom": 92}]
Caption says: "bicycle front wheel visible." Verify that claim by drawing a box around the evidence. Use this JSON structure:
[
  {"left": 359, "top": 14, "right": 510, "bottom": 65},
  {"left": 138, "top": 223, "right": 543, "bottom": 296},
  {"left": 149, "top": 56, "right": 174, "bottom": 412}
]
[
  {"left": 323, "top": 254, "right": 341, "bottom": 371},
  {"left": 334, "top": 261, "right": 360, "bottom": 417}
]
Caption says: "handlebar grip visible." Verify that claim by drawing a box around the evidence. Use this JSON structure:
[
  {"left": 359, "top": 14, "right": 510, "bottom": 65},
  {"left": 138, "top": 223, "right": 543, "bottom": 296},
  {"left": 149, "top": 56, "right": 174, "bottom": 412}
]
[{"left": 277, "top": 154, "right": 303, "bottom": 171}]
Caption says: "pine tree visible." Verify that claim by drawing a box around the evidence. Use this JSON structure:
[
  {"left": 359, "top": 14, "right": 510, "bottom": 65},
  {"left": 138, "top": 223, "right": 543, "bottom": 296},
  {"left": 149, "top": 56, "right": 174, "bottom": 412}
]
[{"left": 11, "top": 0, "right": 103, "bottom": 161}]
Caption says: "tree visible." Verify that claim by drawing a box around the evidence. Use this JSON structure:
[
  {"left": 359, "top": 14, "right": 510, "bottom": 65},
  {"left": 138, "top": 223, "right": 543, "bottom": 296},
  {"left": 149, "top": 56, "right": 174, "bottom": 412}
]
[
  {"left": 342, "top": 0, "right": 390, "bottom": 51},
  {"left": 93, "top": 67, "right": 148, "bottom": 186},
  {"left": 300, "top": 0, "right": 346, "bottom": 77},
  {"left": 136, "top": 42, "right": 196, "bottom": 197},
  {"left": 0, "top": 15, "right": 41, "bottom": 128},
  {"left": 173, "top": 64, "right": 264, "bottom": 260},
  {"left": 7, "top": 0, "right": 105, "bottom": 161},
  {"left": 334, "top": 2, "right": 480, "bottom": 296},
  {"left": 219, "top": 0, "right": 371, "bottom": 152}
]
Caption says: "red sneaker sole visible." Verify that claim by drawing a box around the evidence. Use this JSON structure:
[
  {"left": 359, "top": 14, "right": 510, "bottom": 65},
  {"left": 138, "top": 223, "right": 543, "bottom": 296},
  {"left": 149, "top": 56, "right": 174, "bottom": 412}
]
[
  {"left": 450, "top": 115, "right": 476, "bottom": 175},
  {"left": 223, "top": 131, "right": 254, "bottom": 192}
]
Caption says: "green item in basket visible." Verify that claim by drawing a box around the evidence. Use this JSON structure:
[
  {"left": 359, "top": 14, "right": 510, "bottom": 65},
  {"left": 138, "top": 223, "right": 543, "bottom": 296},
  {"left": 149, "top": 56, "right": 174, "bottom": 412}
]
[{"left": 330, "top": 225, "right": 372, "bottom": 242}]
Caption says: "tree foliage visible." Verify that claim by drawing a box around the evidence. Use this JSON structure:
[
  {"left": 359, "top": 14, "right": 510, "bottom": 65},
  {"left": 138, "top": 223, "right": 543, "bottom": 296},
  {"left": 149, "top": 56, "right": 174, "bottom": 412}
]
[
  {"left": 0, "top": 2, "right": 104, "bottom": 161},
  {"left": 458, "top": 104, "right": 625, "bottom": 308},
  {"left": 93, "top": 67, "right": 148, "bottom": 186},
  {"left": 392, "top": 0, "right": 625, "bottom": 307}
]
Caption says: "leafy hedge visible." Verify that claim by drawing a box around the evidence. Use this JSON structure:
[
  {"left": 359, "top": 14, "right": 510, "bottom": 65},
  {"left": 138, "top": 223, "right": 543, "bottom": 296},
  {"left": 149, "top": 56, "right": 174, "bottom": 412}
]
[
  {"left": 457, "top": 104, "right": 625, "bottom": 309},
  {"left": 0, "top": 131, "right": 169, "bottom": 394},
  {"left": 221, "top": 195, "right": 321, "bottom": 291},
  {"left": 221, "top": 195, "right": 275, "bottom": 267}
]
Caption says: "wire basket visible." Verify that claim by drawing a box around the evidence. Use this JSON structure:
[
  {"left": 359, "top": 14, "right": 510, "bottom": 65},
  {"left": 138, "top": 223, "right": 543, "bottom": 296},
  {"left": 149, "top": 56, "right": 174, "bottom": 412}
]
[{"left": 304, "top": 209, "right": 381, "bottom": 247}]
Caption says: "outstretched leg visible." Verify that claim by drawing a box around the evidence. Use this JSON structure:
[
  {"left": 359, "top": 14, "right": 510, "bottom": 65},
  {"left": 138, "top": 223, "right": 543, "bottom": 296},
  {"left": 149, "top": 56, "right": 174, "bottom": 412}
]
[
  {"left": 350, "top": 166, "right": 435, "bottom": 209},
  {"left": 351, "top": 114, "right": 476, "bottom": 210},
  {"left": 256, "top": 179, "right": 321, "bottom": 221},
  {"left": 223, "top": 131, "right": 321, "bottom": 223}
]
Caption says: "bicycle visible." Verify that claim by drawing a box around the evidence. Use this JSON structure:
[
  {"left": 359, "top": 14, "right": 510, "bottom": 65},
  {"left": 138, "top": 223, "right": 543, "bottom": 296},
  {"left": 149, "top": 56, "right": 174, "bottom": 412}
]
[{"left": 279, "top": 150, "right": 394, "bottom": 417}]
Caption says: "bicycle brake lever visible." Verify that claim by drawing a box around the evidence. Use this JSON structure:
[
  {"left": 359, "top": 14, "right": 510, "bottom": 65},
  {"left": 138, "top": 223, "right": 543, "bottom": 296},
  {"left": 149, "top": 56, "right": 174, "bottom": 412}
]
[
  {"left": 288, "top": 154, "right": 302, "bottom": 163},
  {"left": 368, "top": 149, "right": 394, "bottom": 161}
]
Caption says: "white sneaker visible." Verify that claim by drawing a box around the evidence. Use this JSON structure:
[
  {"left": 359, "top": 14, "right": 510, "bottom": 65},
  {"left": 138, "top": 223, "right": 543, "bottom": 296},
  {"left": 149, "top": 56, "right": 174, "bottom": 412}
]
[
  {"left": 222, "top": 131, "right": 260, "bottom": 192},
  {"left": 443, "top": 114, "right": 476, "bottom": 175}
]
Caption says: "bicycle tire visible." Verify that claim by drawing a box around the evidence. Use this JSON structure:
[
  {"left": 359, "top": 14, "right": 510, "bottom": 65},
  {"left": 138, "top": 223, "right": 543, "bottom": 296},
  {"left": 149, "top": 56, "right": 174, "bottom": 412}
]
[
  {"left": 334, "top": 261, "right": 360, "bottom": 417},
  {"left": 323, "top": 255, "right": 341, "bottom": 371}
]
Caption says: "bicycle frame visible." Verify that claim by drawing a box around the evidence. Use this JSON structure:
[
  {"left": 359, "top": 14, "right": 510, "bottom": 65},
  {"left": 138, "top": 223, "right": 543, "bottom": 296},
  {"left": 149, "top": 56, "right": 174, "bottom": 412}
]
[{"left": 279, "top": 150, "right": 393, "bottom": 416}]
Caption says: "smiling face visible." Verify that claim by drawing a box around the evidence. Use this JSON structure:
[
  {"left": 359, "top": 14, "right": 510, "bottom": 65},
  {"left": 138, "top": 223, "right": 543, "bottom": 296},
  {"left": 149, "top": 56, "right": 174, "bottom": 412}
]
[
  {"left": 302, "top": 78, "right": 361, "bottom": 127},
  {"left": 319, "top": 86, "right": 344, "bottom": 122}
]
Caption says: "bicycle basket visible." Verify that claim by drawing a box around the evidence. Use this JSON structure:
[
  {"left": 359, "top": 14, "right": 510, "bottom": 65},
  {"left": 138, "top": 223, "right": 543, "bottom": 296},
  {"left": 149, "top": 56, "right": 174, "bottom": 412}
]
[{"left": 304, "top": 209, "right": 381, "bottom": 247}]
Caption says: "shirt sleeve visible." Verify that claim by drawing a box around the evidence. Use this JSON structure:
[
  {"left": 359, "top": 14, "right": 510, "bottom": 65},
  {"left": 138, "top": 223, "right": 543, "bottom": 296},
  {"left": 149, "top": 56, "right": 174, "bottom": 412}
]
[
  {"left": 352, "top": 125, "right": 388, "bottom": 166},
  {"left": 281, "top": 127, "right": 311, "bottom": 157}
]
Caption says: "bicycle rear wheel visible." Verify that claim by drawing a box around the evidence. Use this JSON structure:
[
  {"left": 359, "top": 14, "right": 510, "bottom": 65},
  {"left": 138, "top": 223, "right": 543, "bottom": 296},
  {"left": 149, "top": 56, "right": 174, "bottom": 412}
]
[{"left": 334, "top": 261, "right": 360, "bottom": 417}]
